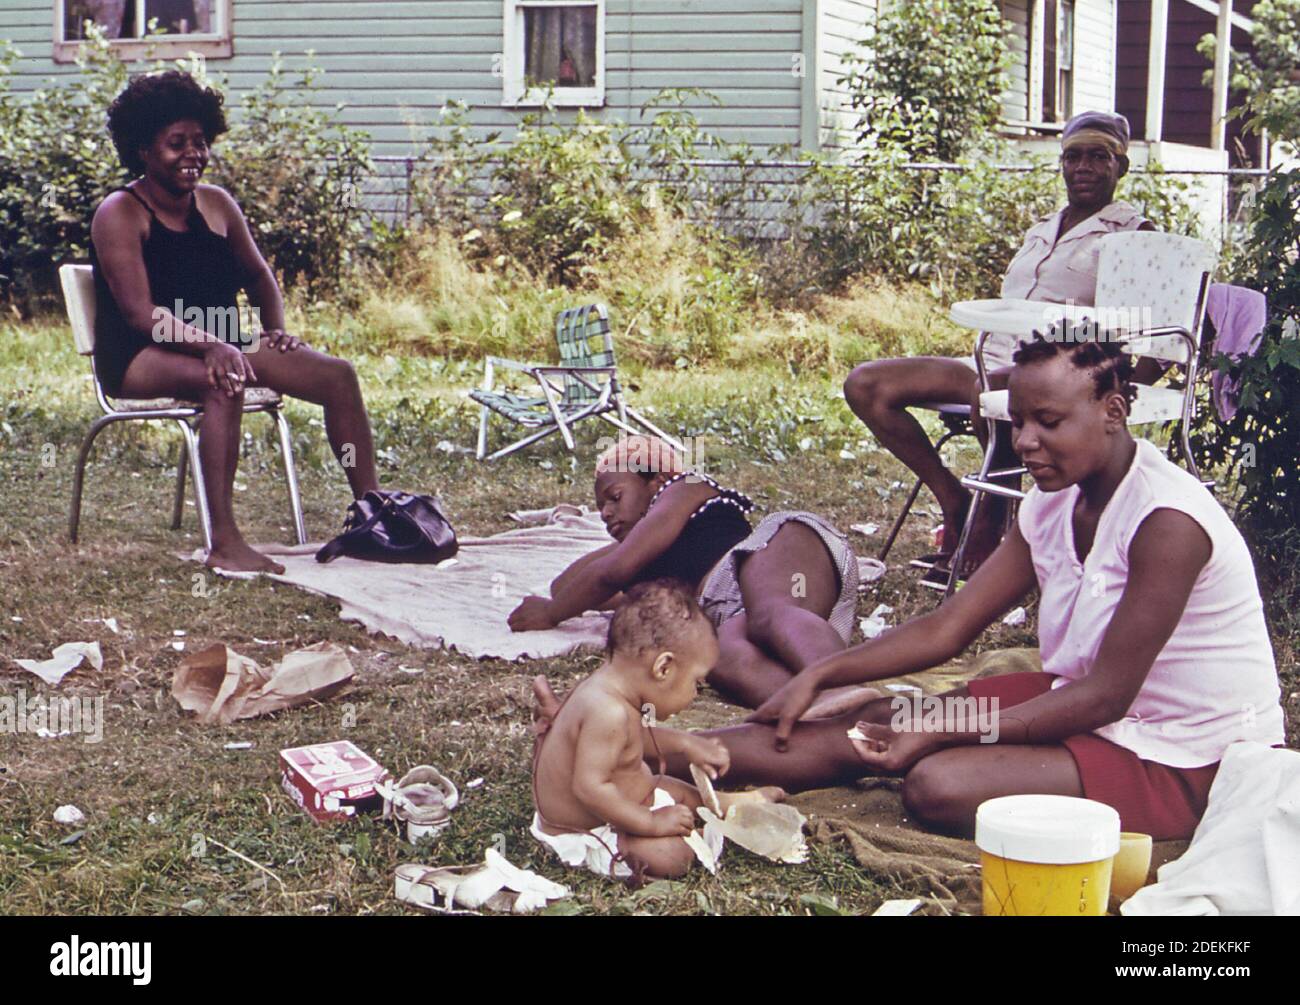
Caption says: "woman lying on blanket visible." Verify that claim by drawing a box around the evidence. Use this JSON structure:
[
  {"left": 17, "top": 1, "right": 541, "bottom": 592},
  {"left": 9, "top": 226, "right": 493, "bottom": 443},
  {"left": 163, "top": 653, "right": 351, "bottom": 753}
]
[
  {"left": 508, "top": 435, "right": 879, "bottom": 718},
  {"left": 647, "top": 334, "right": 1286, "bottom": 841},
  {"left": 90, "top": 70, "right": 381, "bottom": 574}
]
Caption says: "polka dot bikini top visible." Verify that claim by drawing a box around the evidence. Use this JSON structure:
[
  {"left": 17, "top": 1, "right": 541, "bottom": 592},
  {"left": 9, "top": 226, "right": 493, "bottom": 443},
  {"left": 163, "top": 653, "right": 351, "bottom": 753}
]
[{"left": 635, "top": 473, "right": 754, "bottom": 589}]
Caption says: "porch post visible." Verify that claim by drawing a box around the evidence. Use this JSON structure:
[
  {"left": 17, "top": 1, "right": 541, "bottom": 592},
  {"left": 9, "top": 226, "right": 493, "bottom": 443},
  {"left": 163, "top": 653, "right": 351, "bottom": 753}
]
[
  {"left": 1145, "top": 0, "right": 1167, "bottom": 143},
  {"left": 1210, "top": 0, "right": 1232, "bottom": 149}
]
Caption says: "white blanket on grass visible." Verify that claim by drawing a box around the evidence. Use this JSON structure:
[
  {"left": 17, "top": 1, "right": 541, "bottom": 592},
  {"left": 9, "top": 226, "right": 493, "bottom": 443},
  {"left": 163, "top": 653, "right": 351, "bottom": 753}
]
[
  {"left": 198, "top": 506, "right": 613, "bottom": 661},
  {"left": 1121, "top": 742, "right": 1300, "bottom": 916}
]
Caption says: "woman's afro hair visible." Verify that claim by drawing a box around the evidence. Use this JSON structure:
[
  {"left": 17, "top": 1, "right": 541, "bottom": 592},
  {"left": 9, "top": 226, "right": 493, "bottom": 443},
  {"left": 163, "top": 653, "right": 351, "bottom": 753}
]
[{"left": 106, "top": 70, "right": 228, "bottom": 176}]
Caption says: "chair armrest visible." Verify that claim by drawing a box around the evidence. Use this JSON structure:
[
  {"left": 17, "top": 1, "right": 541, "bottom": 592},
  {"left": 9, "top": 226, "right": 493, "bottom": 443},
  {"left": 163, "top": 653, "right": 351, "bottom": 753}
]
[
  {"left": 485, "top": 356, "right": 544, "bottom": 374},
  {"left": 530, "top": 366, "right": 617, "bottom": 376}
]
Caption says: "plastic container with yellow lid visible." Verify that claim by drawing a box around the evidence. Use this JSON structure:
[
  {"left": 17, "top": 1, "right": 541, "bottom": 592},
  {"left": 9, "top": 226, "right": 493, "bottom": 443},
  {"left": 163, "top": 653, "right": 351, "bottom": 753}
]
[{"left": 976, "top": 795, "right": 1121, "bottom": 916}]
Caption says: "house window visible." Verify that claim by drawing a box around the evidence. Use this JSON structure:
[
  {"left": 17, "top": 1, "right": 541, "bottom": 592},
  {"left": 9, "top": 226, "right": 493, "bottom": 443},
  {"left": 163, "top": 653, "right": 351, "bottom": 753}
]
[
  {"left": 55, "top": 0, "right": 233, "bottom": 62},
  {"left": 503, "top": 1, "right": 605, "bottom": 107}
]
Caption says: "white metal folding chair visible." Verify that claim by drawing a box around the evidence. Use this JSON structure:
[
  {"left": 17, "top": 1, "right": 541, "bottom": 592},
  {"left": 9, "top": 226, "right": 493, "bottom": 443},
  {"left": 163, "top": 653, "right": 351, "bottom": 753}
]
[
  {"left": 944, "top": 231, "right": 1217, "bottom": 597},
  {"left": 471, "top": 303, "right": 683, "bottom": 461},
  {"left": 60, "top": 264, "right": 307, "bottom": 551}
]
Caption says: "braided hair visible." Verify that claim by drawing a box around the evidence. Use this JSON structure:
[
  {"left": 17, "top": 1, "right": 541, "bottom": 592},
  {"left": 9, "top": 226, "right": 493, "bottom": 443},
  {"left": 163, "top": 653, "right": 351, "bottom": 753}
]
[{"left": 1012, "top": 320, "right": 1138, "bottom": 408}]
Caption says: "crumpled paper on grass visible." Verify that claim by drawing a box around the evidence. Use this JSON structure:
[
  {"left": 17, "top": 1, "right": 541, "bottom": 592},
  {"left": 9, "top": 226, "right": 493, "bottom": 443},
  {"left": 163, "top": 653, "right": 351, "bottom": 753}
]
[
  {"left": 697, "top": 801, "right": 809, "bottom": 865},
  {"left": 14, "top": 642, "right": 103, "bottom": 686},
  {"left": 395, "top": 848, "right": 570, "bottom": 914},
  {"left": 172, "top": 642, "right": 354, "bottom": 725}
]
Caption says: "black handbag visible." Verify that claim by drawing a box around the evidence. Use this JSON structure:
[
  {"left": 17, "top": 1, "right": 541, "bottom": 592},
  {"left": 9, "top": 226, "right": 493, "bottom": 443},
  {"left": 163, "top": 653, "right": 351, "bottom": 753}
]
[{"left": 315, "top": 490, "right": 459, "bottom": 564}]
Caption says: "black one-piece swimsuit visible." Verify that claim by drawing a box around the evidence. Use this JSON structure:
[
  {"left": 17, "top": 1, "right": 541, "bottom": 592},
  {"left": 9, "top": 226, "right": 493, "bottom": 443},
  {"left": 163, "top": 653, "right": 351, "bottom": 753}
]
[{"left": 90, "top": 186, "right": 248, "bottom": 397}]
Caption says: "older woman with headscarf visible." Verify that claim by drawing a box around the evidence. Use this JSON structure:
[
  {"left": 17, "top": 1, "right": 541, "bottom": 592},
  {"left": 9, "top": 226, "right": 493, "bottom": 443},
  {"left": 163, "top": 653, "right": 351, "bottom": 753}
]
[{"left": 843, "top": 111, "right": 1159, "bottom": 577}]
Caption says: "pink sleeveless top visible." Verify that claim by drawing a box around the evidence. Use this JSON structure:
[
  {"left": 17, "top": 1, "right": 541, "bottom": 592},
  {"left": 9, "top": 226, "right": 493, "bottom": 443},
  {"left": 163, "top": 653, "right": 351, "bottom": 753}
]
[{"left": 1018, "top": 439, "right": 1285, "bottom": 768}]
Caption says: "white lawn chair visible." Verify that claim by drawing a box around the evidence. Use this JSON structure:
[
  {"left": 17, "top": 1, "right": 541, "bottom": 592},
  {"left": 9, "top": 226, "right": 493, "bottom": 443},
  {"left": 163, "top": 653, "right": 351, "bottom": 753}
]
[
  {"left": 943, "top": 231, "right": 1217, "bottom": 597},
  {"left": 60, "top": 264, "right": 307, "bottom": 551},
  {"left": 471, "top": 303, "right": 683, "bottom": 461}
]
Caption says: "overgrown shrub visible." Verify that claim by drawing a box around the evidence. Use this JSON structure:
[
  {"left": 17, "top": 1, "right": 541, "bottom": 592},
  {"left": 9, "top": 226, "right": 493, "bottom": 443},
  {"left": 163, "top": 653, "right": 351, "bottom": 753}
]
[
  {"left": 839, "top": 0, "right": 1009, "bottom": 162},
  {"left": 1191, "top": 0, "right": 1300, "bottom": 602},
  {"left": 0, "top": 29, "right": 130, "bottom": 310}
]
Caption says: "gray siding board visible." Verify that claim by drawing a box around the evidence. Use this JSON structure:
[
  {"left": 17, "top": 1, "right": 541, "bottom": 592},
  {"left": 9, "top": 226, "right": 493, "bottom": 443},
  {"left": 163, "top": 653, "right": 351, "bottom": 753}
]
[{"left": 1001, "top": 0, "right": 1030, "bottom": 124}]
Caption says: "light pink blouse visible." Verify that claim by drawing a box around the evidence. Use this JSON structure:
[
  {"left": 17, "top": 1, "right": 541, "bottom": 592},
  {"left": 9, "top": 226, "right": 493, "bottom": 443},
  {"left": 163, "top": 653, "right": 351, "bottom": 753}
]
[
  {"left": 1018, "top": 439, "right": 1285, "bottom": 768},
  {"left": 978, "top": 201, "right": 1150, "bottom": 370}
]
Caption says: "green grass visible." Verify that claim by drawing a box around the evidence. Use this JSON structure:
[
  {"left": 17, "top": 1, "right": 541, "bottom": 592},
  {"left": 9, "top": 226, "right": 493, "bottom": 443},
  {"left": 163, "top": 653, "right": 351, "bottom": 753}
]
[{"left": 1, "top": 282, "right": 1296, "bottom": 916}]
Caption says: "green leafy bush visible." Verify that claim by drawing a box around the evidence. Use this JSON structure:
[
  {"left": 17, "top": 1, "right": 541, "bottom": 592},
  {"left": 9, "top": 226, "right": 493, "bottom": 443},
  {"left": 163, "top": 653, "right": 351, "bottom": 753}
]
[
  {"left": 839, "top": 0, "right": 1009, "bottom": 162},
  {"left": 0, "top": 28, "right": 130, "bottom": 310},
  {"left": 1191, "top": 0, "right": 1300, "bottom": 601}
]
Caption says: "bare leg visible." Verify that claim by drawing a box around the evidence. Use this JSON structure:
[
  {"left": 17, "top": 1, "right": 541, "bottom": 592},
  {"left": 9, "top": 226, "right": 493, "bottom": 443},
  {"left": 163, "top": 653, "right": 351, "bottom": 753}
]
[
  {"left": 247, "top": 340, "right": 379, "bottom": 498},
  {"left": 707, "top": 615, "right": 797, "bottom": 709},
  {"left": 844, "top": 357, "right": 980, "bottom": 540},
  {"left": 736, "top": 522, "right": 881, "bottom": 713},
  {"left": 900, "top": 745, "right": 1083, "bottom": 836},
  {"left": 120, "top": 348, "right": 283, "bottom": 573}
]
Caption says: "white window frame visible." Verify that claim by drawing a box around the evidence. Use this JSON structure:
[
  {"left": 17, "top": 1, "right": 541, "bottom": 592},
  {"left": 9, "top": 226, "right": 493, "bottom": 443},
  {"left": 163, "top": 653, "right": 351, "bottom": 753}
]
[
  {"left": 502, "top": 0, "right": 605, "bottom": 108},
  {"left": 53, "top": 0, "right": 233, "bottom": 63}
]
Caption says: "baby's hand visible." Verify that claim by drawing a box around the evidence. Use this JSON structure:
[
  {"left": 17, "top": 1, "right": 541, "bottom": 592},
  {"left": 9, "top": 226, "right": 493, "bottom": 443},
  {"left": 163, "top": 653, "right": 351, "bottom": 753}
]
[
  {"left": 649, "top": 803, "right": 695, "bottom": 837},
  {"left": 681, "top": 735, "right": 730, "bottom": 779}
]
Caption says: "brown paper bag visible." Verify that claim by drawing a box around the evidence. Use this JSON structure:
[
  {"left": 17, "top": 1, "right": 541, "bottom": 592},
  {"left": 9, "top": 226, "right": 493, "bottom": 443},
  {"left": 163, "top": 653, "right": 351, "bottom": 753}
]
[{"left": 173, "top": 643, "right": 354, "bottom": 724}]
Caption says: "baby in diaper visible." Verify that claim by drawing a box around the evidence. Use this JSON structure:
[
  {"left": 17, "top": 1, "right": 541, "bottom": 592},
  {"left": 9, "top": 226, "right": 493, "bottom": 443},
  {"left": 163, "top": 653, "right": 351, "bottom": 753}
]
[{"left": 530, "top": 579, "right": 783, "bottom": 879}]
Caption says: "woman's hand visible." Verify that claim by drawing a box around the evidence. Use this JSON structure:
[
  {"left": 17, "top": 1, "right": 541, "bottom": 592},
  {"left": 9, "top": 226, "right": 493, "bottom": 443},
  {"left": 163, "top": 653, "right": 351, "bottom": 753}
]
[
  {"left": 846, "top": 719, "right": 942, "bottom": 774},
  {"left": 203, "top": 342, "right": 256, "bottom": 397},
  {"left": 508, "top": 595, "right": 557, "bottom": 632},
  {"left": 261, "top": 329, "right": 304, "bottom": 353},
  {"left": 746, "top": 671, "right": 823, "bottom": 751}
]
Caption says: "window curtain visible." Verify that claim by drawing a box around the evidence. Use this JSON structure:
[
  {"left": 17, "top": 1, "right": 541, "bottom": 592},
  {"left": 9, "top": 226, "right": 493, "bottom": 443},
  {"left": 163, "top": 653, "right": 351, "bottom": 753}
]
[{"left": 524, "top": 6, "right": 597, "bottom": 87}]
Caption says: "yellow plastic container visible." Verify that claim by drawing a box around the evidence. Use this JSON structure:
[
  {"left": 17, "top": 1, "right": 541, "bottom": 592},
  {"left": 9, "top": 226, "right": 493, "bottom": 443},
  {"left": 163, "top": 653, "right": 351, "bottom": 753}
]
[{"left": 976, "top": 795, "right": 1121, "bottom": 916}]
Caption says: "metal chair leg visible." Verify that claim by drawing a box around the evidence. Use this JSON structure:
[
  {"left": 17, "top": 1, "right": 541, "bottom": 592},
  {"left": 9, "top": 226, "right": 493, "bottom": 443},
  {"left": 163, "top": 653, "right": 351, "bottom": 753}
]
[
  {"left": 171, "top": 438, "right": 189, "bottom": 530},
  {"left": 177, "top": 419, "right": 214, "bottom": 553},
  {"left": 68, "top": 414, "right": 116, "bottom": 543},
  {"left": 476, "top": 403, "right": 490, "bottom": 461},
  {"left": 270, "top": 408, "right": 307, "bottom": 545},
  {"left": 879, "top": 426, "right": 967, "bottom": 563}
]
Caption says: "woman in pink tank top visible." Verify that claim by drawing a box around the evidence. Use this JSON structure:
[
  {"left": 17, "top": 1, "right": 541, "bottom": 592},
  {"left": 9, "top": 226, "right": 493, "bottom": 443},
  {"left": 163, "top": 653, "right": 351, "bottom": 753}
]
[{"left": 680, "top": 334, "right": 1285, "bottom": 839}]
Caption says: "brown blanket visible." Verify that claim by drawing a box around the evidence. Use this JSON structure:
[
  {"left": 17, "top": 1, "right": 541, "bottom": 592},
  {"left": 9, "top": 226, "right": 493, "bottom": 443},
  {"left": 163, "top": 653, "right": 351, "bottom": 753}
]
[{"left": 780, "top": 648, "right": 1188, "bottom": 915}]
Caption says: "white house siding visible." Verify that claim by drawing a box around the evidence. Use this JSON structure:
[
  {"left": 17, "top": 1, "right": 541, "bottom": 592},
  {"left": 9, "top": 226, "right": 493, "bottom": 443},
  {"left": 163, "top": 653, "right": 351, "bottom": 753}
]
[
  {"left": 2, "top": 1, "right": 807, "bottom": 157},
  {"left": 816, "top": 0, "right": 875, "bottom": 152},
  {"left": 1000, "top": 0, "right": 1030, "bottom": 124},
  {"left": 1073, "top": 0, "right": 1114, "bottom": 115}
]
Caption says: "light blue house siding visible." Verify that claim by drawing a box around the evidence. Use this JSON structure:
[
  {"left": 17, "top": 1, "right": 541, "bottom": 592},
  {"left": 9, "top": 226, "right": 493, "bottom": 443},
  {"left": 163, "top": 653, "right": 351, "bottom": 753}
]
[{"left": 3, "top": 1, "right": 882, "bottom": 156}]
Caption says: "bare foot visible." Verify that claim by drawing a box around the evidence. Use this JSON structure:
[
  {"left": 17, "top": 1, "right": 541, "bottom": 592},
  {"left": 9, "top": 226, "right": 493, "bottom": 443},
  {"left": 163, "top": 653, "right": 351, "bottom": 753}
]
[
  {"left": 205, "top": 540, "right": 285, "bottom": 575},
  {"left": 801, "top": 685, "right": 883, "bottom": 721},
  {"left": 718, "top": 786, "right": 787, "bottom": 811}
]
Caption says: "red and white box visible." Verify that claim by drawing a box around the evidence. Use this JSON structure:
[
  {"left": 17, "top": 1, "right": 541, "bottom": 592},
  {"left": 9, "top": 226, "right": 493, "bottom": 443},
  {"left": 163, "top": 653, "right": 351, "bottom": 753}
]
[{"left": 280, "top": 740, "right": 390, "bottom": 823}]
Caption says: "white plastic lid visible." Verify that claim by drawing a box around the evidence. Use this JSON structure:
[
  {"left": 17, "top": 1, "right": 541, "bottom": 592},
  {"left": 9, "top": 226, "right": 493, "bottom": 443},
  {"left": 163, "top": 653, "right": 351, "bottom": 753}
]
[{"left": 975, "top": 795, "right": 1121, "bottom": 865}]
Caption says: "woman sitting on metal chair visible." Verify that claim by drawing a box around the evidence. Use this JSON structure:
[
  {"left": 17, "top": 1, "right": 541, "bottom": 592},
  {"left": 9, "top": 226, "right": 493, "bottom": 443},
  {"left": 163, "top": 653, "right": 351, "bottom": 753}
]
[
  {"left": 509, "top": 434, "right": 879, "bottom": 718},
  {"left": 843, "top": 111, "right": 1159, "bottom": 579},
  {"left": 675, "top": 335, "right": 1284, "bottom": 841},
  {"left": 91, "top": 70, "right": 380, "bottom": 574}
]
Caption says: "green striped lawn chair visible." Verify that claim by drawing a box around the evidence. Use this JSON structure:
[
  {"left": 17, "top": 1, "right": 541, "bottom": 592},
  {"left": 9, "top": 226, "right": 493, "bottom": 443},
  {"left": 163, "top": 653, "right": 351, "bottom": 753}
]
[{"left": 471, "top": 304, "right": 682, "bottom": 461}]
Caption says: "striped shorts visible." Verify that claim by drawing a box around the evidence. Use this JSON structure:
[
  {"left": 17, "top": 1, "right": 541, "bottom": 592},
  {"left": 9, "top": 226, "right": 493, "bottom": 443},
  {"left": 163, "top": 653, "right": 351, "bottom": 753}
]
[{"left": 698, "top": 511, "right": 860, "bottom": 644}]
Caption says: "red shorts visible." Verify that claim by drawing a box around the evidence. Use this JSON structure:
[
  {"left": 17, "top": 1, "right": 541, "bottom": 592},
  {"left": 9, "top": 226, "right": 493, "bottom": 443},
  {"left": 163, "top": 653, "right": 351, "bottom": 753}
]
[{"left": 964, "top": 672, "right": 1218, "bottom": 841}]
